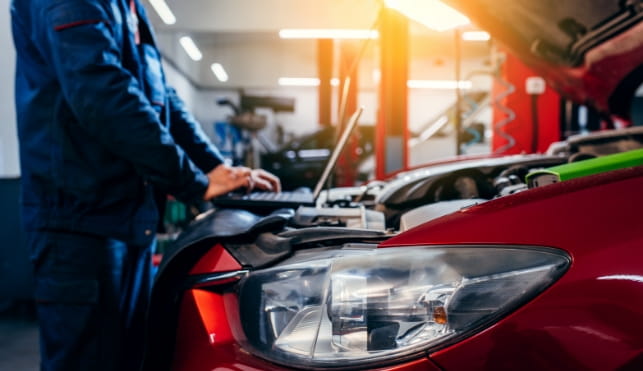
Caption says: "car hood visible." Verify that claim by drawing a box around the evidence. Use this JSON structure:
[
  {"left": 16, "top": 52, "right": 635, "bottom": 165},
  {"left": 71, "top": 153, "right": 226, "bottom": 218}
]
[{"left": 443, "top": 0, "right": 643, "bottom": 120}]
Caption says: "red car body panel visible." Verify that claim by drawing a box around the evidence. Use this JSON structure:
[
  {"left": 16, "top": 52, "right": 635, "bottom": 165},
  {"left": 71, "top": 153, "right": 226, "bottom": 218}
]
[
  {"left": 168, "top": 167, "right": 643, "bottom": 370},
  {"left": 172, "top": 289, "right": 291, "bottom": 371},
  {"left": 382, "top": 166, "right": 643, "bottom": 369},
  {"left": 188, "top": 243, "right": 242, "bottom": 275}
]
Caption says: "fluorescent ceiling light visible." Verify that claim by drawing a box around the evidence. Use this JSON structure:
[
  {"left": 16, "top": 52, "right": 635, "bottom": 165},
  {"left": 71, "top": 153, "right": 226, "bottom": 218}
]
[
  {"left": 279, "top": 29, "right": 379, "bottom": 39},
  {"left": 384, "top": 0, "right": 469, "bottom": 31},
  {"left": 278, "top": 78, "right": 341, "bottom": 87},
  {"left": 462, "top": 31, "right": 490, "bottom": 41},
  {"left": 148, "top": 0, "right": 176, "bottom": 25},
  {"left": 179, "top": 36, "right": 202, "bottom": 61},
  {"left": 408, "top": 80, "right": 472, "bottom": 89},
  {"left": 211, "top": 63, "right": 228, "bottom": 82},
  {"left": 279, "top": 78, "right": 319, "bottom": 87}
]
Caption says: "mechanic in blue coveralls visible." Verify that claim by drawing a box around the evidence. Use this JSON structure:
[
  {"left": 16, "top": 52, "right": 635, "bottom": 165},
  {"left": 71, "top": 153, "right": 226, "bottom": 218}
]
[{"left": 11, "top": 0, "right": 281, "bottom": 370}]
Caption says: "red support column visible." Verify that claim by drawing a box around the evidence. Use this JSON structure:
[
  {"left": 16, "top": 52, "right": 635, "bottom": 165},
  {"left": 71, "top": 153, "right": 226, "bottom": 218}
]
[
  {"left": 376, "top": 7, "right": 409, "bottom": 180},
  {"left": 317, "top": 39, "right": 333, "bottom": 127}
]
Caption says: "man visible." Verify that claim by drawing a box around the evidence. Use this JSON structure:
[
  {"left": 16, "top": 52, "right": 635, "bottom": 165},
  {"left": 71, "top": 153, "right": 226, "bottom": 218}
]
[{"left": 10, "top": 0, "right": 280, "bottom": 370}]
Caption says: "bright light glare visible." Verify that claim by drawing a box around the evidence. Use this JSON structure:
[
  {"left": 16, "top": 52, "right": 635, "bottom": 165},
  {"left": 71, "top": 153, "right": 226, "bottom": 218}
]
[
  {"left": 384, "top": 0, "right": 469, "bottom": 31},
  {"left": 598, "top": 275, "right": 643, "bottom": 283},
  {"left": 408, "top": 80, "right": 472, "bottom": 90},
  {"left": 279, "top": 78, "right": 320, "bottom": 87},
  {"left": 279, "top": 29, "right": 379, "bottom": 39},
  {"left": 179, "top": 36, "right": 202, "bottom": 61},
  {"left": 149, "top": 0, "right": 176, "bottom": 25},
  {"left": 462, "top": 31, "right": 491, "bottom": 41},
  {"left": 280, "top": 78, "right": 472, "bottom": 89},
  {"left": 211, "top": 63, "right": 229, "bottom": 82},
  {"left": 372, "top": 69, "right": 381, "bottom": 84},
  {"left": 278, "top": 77, "right": 340, "bottom": 87}
]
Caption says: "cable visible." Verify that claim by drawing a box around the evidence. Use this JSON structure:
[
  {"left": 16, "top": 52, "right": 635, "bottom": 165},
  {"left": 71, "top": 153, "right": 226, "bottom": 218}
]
[{"left": 530, "top": 94, "right": 539, "bottom": 153}]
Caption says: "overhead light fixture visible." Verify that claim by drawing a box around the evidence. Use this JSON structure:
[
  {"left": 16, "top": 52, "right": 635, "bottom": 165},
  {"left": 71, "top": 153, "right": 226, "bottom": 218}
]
[
  {"left": 384, "top": 0, "right": 469, "bottom": 31},
  {"left": 148, "top": 0, "right": 176, "bottom": 25},
  {"left": 211, "top": 63, "right": 228, "bottom": 82},
  {"left": 462, "top": 31, "right": 490, "bottom": 41},
  {"left": 279, "top": 29, "right": 379, "bottom": 39},
  {"left": 179, "top": 36, "right": 202, "bottom": 61},
  {"left": 408, "top": 80, "right": 472, "bottom": 89},
  {"left": 278, "top": 77, "right": 341, "bottom": 87},
  {"left": 278, "top": 78, "right": 320, "bottom": 87}
]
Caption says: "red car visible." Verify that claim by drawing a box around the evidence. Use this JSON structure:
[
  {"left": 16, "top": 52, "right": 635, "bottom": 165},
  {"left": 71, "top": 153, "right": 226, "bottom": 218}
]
[{"left": 142, "top": 0, "right": 643, "bottom": 370}]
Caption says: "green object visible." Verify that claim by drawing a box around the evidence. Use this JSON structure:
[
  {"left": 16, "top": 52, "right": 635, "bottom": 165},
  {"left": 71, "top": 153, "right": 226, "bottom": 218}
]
[
  {"left": 165, "top": 199, "right": 187, "bottom": 225},
  {"left": 526, "top": 148, "right": 643, "bottom": 188}
]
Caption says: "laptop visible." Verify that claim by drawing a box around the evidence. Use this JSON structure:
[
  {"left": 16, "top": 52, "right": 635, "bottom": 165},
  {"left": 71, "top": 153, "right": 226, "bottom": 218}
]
[{"left": 212, "top": 106, "right": 365, "bottom": 210}]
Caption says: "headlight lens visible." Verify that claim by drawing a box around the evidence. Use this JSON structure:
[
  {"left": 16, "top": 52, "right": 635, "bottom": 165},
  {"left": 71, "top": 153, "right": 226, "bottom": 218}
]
[{"left": 238, "top": 245, "right": 569, "bottom": 368}]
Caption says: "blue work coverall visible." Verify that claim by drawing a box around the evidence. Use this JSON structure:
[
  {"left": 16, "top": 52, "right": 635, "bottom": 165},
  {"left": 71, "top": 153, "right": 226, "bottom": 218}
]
[{"left": 11, "top": 0, "right": 224, "bottom": 369}]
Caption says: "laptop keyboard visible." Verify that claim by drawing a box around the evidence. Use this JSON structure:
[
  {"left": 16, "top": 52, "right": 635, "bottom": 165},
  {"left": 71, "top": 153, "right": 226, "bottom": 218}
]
[{"left": 245, "top": 191, "right": 313, "bottom": 203}]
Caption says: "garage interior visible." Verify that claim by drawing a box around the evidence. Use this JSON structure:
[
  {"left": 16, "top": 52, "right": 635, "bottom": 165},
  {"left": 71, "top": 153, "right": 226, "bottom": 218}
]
[{"left": 1, "top": 0, "right": 642, "bottom": 370}]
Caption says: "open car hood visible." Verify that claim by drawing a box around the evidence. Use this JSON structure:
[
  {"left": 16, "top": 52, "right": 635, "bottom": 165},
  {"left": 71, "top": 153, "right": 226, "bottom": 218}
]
[{"left": 443, "top": 0, "right": 643, "bottom": 120}]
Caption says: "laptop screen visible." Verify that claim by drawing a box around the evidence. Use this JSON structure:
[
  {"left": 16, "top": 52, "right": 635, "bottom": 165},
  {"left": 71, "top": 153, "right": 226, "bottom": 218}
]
[{"left": 311, "top": 106, "right": 364, "bottom": 199}]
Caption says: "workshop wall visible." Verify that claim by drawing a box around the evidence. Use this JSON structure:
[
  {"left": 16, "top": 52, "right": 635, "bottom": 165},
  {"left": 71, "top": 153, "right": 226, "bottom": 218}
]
[
  {"left": 0, "top": 0, "right": 494, "bottom": 177},
  {"left": 0, "top": 0, "right": 19, "bottom": 177}
]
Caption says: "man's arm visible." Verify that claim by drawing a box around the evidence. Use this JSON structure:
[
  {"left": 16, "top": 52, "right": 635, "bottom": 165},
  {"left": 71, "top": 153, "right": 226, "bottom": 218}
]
[
  {"left": 166, "top": 87, "right": 225, "bottom": 173},
  {"left": 166, "top": 87, "right": 282, "bottom": 194},
  {"left": 41, "top": 1, "right": 209, "bottom": 202},
  {"left": 41, "top": 1, "right": 279, "bottom": 200}
]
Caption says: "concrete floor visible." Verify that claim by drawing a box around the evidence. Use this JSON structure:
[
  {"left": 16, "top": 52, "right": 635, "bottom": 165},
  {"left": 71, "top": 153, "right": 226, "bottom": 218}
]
[{"left": 0, "top": 302, "right": 40, "bottom": 371}]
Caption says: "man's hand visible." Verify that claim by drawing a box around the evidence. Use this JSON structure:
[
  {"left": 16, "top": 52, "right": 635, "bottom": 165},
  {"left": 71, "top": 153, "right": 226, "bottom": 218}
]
[
  {"left": 203, "top": 164, "right": 252, "bottom": 200},
  {"left": 250, "top": 168, "right": 281, "bottom": 193},
  {"left": 202, "top": 164, "right": 282, "bottom": 200}
]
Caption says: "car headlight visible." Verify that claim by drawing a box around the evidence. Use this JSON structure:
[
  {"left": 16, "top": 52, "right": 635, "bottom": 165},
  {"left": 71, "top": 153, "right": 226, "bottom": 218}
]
[{"left": 238, "top": 245, "right": 569, "bottom": 369}]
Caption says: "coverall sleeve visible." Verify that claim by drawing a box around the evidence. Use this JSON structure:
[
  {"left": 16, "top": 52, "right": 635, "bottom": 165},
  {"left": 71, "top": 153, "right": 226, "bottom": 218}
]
[
  {"left": 40, "top": 1, "right": 208, "bottom": 202},
  {"left": 166, "top": 87, "right": 226, "bottom": 173}
]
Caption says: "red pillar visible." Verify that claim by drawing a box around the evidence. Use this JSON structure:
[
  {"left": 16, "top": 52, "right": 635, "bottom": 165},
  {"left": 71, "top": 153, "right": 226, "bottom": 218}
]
[
  {"left": 317, "top": 39, "right": 333, "bottom": 127},
  {"left": 376, "top": 7, "right": 409, "bottom": 180}
]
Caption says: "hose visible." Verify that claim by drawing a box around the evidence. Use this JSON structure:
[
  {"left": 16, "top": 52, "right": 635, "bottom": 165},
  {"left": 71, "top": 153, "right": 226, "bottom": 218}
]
[{"left": 492, "top": 51, "right": 517, "bottom": 154}]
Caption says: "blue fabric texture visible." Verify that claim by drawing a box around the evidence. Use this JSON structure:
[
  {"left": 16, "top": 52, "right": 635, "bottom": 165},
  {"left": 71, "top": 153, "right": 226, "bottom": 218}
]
[
  {"left": 11, "top": 0, "right": 224, "bottom": 244},
  {"left": 11, "top": 0, "right": 225, "bottom": 369},
  {"left": 29, "top": 230, "right": 156, "bottom": 371}
]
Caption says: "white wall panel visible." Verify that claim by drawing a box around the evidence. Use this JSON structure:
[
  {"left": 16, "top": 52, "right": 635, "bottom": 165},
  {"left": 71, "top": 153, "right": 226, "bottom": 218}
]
[{"left": 0, "top": 0, "right": 19, "bottom": 177}]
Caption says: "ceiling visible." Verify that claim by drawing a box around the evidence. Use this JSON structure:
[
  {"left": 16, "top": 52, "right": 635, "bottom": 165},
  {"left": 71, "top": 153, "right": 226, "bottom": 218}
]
[{"left": 142, "top": 0, "right": 492, "bottom": 90}]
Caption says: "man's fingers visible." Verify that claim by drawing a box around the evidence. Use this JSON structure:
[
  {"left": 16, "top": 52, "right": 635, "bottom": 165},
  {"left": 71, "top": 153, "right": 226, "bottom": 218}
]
[
  {"left": 251, "top": 169, "right": 281, "bottom": 192},
  {"left": 236, "top": 167, "right": 252, "bottom": 177},
  {"left": 251, "top": 176, "right": 272, "bottom": 191},
  {"left": 244, "top": 174, "right": 255, "bottom": 192},
  {"left": 202, "top": 165, "right": 282, "bottom": 200}
]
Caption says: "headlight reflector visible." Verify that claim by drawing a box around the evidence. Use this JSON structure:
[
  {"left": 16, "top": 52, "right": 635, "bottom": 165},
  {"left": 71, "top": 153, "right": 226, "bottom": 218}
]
[{"left": 238, "top": 245, "right": 569, "bottom": 368}]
